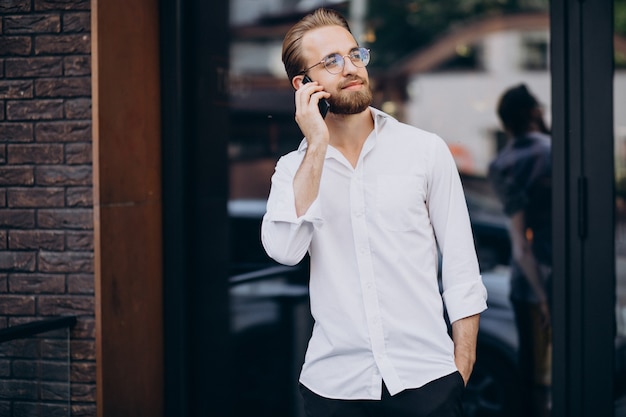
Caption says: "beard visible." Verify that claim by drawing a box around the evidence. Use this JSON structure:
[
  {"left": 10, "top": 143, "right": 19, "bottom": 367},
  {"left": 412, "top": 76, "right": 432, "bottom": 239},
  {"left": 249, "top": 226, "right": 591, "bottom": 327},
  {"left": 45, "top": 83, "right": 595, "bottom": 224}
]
[{"left": 328, "top": 77, "right": 373, "bottom": 115}]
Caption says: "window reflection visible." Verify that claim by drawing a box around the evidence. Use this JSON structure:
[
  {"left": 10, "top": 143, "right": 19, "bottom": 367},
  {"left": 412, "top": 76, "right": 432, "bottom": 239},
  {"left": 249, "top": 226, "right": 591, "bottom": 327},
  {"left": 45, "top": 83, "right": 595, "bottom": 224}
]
[{"left": 228, "top": 2, "right": 551, "bottom": 417}]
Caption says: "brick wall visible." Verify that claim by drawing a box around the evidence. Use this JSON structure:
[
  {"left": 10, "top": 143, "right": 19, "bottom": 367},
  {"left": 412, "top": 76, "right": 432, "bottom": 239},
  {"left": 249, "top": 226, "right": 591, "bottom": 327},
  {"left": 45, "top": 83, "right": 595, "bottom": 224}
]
[{"left": 0, "top": 0, "right": 95, "bottom": 415}]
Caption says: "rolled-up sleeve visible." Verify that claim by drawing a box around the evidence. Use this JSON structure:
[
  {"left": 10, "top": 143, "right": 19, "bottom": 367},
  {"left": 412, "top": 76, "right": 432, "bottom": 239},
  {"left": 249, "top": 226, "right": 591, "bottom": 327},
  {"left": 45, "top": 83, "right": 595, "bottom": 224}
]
[
  {"left": 261, "top": 154, "right": 324, "bottom": 266},
  {"left": 426, "top": 136, "right": 488, "bottom": 323}
]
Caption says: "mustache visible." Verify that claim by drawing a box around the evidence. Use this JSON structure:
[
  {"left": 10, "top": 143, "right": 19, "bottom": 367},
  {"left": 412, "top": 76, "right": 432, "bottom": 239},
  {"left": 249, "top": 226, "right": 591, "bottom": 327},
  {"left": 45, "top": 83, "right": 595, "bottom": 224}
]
[{"left": 338, "top": 76, "right": 367, "bottom": 89}]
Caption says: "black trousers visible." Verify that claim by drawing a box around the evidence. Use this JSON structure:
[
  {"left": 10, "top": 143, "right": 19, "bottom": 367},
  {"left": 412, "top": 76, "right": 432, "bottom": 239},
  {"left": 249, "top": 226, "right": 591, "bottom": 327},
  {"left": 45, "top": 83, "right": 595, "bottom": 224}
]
[{"left": 299, "top": 371, "right": 465, "bottom": 417}]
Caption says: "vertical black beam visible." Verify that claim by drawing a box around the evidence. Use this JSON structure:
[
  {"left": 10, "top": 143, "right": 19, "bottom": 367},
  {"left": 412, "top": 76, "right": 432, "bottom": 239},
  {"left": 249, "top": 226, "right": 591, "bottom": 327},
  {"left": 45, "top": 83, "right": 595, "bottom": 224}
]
[
  {"left": 551, "top": 0, "right": 615, "bottom": 416},
  {"left": 580, "top": 1, "right": 615, "bottom": 416},
  {"left": 161, "top": 0, "right": 187, "bottom": 414},
  {"left": 161, "top": 0, "right": 231, "bottom": 415},
  {"left": 550, "top": 0, "right": 571, "bottom": 415}
]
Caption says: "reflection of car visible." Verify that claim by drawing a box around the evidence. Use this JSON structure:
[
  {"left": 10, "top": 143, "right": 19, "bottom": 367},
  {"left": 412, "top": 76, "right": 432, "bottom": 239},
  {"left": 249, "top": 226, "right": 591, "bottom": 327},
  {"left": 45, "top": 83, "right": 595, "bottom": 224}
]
[{"left": 228, "top": 195, "right": 520, "bottom": 417}]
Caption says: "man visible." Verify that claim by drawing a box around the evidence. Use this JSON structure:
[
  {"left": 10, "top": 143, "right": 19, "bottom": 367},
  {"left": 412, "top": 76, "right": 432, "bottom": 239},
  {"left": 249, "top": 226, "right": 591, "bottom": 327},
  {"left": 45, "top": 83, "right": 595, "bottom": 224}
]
[
  {"left": 261, "top": 8, "right": 487, "bottom": 417},
  {"left": 488, "top": 84, "right": 552, "bottom": 417}
]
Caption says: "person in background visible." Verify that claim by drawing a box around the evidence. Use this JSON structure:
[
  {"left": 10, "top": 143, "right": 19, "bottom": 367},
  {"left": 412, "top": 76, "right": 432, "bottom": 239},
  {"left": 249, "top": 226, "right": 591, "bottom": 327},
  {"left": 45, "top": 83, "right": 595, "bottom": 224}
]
[
  {"left": 261, "top": 8, "right": 487, "bottom": 417},
  {"left": 488, "top": 84, "right": 552, "bottom": 417}
]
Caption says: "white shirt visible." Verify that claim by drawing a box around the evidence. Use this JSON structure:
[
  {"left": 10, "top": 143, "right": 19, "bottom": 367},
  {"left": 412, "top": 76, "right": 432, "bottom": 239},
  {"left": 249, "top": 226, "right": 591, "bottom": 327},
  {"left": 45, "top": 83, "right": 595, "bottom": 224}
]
[{"left": 261, "top": 107, "right": 487, "bottom": 400}]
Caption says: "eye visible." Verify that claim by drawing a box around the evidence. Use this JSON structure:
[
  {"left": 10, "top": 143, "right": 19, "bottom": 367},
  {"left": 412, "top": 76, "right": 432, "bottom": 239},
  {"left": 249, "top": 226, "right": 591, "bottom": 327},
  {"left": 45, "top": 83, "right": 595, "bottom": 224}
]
[
  {"left": 324, "top": 53, "right": 343, "bottom": 69},
  {"left": 350, "top": 49, "right": 363, "bottom": 60}
]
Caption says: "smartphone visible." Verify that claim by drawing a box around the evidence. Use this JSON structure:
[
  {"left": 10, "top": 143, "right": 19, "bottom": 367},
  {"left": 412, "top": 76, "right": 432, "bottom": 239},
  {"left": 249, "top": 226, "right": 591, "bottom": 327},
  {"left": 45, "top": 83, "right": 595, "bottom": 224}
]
[{"left": 302, "top": 75, "right": 330, "bottom": 118}]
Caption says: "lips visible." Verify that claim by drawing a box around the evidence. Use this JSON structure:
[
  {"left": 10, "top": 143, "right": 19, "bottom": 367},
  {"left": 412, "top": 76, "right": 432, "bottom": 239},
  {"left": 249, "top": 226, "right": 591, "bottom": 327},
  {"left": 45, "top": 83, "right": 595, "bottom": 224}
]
[{"left": 341, "top": 80, "right": 363, "bottom": 90}]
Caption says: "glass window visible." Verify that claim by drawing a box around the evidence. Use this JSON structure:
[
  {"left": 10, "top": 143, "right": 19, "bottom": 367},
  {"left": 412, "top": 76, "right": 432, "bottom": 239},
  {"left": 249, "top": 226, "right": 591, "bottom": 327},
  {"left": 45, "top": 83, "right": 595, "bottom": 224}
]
[{"left": 227, "top": 2, "right": 551, "bottom": 417}]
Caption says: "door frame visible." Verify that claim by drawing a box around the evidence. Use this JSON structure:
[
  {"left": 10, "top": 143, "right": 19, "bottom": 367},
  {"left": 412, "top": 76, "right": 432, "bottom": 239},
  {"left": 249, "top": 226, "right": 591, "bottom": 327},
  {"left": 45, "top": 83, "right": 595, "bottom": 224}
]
[{"left": 551, "top": 0, "right": 615, "bottom": 416}]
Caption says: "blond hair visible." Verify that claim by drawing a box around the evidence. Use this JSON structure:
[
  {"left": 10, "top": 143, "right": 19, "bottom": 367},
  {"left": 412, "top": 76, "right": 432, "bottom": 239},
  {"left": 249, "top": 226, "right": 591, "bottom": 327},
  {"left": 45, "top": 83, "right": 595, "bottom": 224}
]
[{"left": 282, "top": 8, "right": 352, "bottom": 81}]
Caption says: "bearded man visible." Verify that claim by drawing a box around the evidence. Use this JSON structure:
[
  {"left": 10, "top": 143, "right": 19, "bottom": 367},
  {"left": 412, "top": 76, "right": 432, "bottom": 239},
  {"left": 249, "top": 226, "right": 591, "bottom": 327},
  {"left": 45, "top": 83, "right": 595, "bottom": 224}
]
[{"left": 261, "top": 8, "right": 488, "bottom": 417}]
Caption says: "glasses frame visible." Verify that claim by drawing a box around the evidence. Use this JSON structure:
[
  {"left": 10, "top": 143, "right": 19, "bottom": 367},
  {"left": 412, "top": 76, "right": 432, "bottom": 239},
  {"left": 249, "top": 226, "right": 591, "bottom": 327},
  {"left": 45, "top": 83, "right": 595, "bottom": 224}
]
[{"left": 299, "top": 47, "right": 371, "bottom": 75}]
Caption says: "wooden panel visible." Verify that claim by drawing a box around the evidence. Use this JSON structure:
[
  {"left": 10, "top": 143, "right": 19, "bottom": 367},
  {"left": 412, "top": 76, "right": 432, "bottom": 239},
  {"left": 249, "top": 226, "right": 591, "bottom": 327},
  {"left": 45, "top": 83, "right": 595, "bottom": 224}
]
[{"left": 91, "top": 0, "right": 163, "bottom": 415}]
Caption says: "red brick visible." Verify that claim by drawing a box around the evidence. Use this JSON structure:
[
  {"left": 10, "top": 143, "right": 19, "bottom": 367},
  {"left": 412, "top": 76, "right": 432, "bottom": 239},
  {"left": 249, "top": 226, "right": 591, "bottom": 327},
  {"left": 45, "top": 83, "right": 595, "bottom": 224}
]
[
  {"left": 71, "top": 404, "right": 97, "bottom": 417},
  {"left": 0, "top": 80, "right": 33, "bottom": 99},
  {"left": 67, "top": 273, "right": 93, "bottom": 294},
  {"left": 64, "top": 98, "right": 91, "bottom": 119},
  {"left": 0, "top": 380, "right": 38, "bottom": 400},
  {"left": 41, "top": 338, "right": 73, "bottom": 359},
  {"left": 35, "top": 0, "right": 90, "bottom": 11},
  {"left": 38, "top": 251, "right": 93, "bottom": 272},
  {"left": 0, "top": 0, "right": 31, "bottom": 13},
  {"left": 35, "top": 120, "right": 91, "bottom": 142},
  {"left": 0, "top": 209, "right": 36, "bottom": 228},
  {"left": 0, "top": 36, "right": 32, "bottom": 56},
  {"left": 6, "top": 99, "right": 64, "bottom": 121},
  {"left": 70, "top": 316, "right": 94, "bottom": 339},
  {"left": 70, "top": 339, "right": 95, "bottom": 360},
  {"left": 66, "top": 231, "right": 93, "bottom": 250},
  {"left": 8, "top": 144, "right": 64, "bottom": 164},
  {"left": 63, "top": 56, "right": 90, "bottom": 76},
  {"left": 8, "top": 187, "right": 65, "bottom": 208},
  {"left": 9, "top": 273, "right": 65, "bottom": 293},
  {"left": 5, "top": 57, "right": 63, "bottom": 78},
  {"left": 35, "top": 77, "right": 90, "bottom": 98},
  {"left": 9, "top": 230, "right": 65, "bottom": 250},
  {"left": 40, "top": 363, "right": 71, "bottom": 383},
  {"left": 3, "top": 14, "right": 61, "bottom": 34},
  {"left": 71, "top": 382, "right": 96, "bottom": 402},
  {"left": 0, "top": 145, "right": 5, "bottom": 163},
  {"left": 65, "top": 143, "right": 92, "bottom": 164},
  {"left": 35, "top": 34, "right": 90, "bottom": 55},
  {"left": 16, "top": 403, "right": 69, "bottom": 416},
  {"left": 0, "top": 274, "right": 7, "bottom": 291},
  {"left": 71, "top": 362, "right": 96, "bottom": 382},
  {"left": 0, "top": 232, "right": 6, "bottom": 250},
  {"left": 0, "top": 295, "right": 36, "bottom": 314},
  {"left": 0, "top": 251, "right": 36, "bottom": 272},
  {"left": 0, "top": 123, "right": 35, "bottom": 142},
  {"left": 37, "top": 208, "right": 92, "bottom": 229},
  {"left": 0, "top": 189, "right": 6, "bottom": 207},
  {"left": 0, "top": 167, "right": 35, "bottom": 186},
  {"left": 38, "top": 295, "right": 93, "bottom": 316},
  {"left": 66, "top": 187, "right": 92, "bottom": 207},
  {"left": 7, "top": 316, "right": 40, "bottom": 326},
  {"left": 0, "top": 359, "right": 9, "bottom": 377},
  {"left": 36, "top": 165, "right": 92, "bottom": 186},
  {"left": 62, "top": 12, "right": 90, "bottom": 32}
]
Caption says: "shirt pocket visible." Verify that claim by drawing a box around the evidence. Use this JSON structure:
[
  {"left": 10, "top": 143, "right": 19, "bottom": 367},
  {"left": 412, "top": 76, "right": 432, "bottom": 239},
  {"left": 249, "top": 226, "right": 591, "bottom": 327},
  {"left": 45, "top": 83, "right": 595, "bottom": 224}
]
[{"left": 376, "top": 174, "right": 424, "bottom": 232}]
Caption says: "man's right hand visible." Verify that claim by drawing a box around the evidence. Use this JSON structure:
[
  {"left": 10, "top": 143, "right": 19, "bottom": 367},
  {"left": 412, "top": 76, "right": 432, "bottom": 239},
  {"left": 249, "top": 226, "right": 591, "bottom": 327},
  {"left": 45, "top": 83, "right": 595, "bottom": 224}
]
[{"left": 295, "top": 79, "right": 330, "bottom": 146}]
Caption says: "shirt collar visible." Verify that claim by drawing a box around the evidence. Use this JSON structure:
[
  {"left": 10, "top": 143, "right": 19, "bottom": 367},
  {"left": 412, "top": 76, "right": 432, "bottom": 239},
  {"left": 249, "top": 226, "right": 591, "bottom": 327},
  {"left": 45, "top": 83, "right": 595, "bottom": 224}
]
[{"left": 297, "top": 107, "right": 392, "bottom": 153}]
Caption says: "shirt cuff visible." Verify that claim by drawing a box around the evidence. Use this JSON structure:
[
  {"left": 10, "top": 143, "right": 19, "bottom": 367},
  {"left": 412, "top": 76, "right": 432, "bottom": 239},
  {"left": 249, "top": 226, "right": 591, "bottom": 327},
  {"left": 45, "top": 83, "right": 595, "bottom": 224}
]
[
  {"left": 443, "top": 279, "right": 488, "bottom": 323},
  {"left": 266, "top": 193, "right": 324, "bottom": 227}
]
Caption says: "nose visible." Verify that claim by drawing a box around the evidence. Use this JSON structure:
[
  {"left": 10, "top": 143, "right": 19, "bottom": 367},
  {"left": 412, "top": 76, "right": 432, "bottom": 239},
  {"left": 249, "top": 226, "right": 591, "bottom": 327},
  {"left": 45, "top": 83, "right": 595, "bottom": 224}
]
[{"left": 342, "top": 56, "right": 359, "bottom": 76}]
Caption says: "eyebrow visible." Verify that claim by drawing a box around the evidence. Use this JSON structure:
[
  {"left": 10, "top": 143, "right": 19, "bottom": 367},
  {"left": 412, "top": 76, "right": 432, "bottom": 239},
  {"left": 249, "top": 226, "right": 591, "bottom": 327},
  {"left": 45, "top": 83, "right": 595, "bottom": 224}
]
[{"left": 322, "top": 46, "right": 360, "bottom": 59}]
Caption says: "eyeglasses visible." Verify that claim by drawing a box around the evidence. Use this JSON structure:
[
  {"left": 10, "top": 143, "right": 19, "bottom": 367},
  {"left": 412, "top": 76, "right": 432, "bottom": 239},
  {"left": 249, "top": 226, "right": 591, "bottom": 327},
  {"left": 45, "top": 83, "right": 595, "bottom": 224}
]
[{"left": 300, "top": 47, "right": 371, "bottom": 75}]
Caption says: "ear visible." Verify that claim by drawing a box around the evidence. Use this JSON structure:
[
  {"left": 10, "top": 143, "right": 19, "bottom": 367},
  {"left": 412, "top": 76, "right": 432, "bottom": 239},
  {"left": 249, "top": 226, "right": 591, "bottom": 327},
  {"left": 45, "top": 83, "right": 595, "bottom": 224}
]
[{"left": 292, "top": 74, "right": 305, "bottom": 90}]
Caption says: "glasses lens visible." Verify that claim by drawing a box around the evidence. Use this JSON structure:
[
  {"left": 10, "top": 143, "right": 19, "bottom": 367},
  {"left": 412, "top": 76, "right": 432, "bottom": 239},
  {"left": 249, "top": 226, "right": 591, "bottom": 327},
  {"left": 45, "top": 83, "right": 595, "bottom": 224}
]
[
  {"left": 321, "top": 49, "right": 371, "bottom": 74},
  {"left": 350, "top": 48, "right": 370, "bottom": 67},
  {"left": 324, "top": 54, "right": 344, "bottom": 74},
  {"left": 349, "top": 48, "right": 370, "bottom": 67}
]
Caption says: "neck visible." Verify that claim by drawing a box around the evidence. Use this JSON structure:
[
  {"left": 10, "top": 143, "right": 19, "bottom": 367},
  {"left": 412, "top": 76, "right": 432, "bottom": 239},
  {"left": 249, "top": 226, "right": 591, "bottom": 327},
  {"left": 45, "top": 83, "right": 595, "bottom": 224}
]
[
  {"left": 326, "top": 107, "right": 374, "bottom": 150},
  {"left": 325, "top": 107, "right": 374, "bottom": 168}
]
